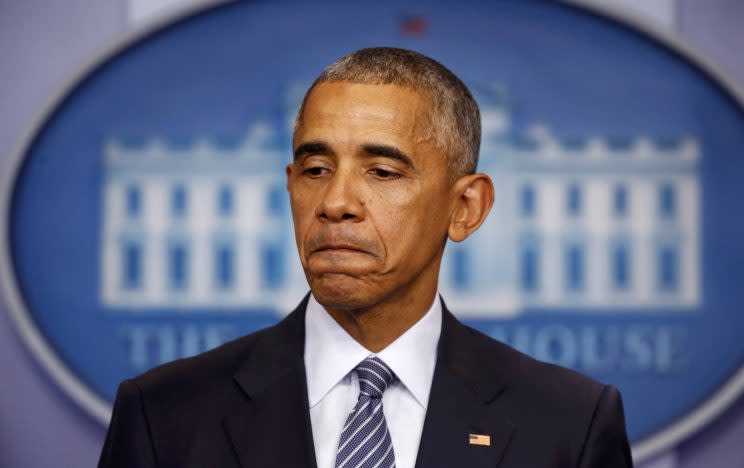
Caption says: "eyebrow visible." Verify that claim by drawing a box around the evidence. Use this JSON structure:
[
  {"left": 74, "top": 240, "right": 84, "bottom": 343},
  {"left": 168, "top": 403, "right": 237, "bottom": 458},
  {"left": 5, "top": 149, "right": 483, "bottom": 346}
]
[
  {"left": 293, "top": 140, "right": 415, "bottom": 170},
  {"left": 361, "top": 144, "right": 415, "bottom": 169},
  {"left": 294, "top": 141, "right": 330, "bottom": 161}
]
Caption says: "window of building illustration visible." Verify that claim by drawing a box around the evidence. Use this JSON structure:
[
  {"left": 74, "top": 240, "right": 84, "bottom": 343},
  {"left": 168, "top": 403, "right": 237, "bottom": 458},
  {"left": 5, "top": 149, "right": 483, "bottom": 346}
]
[
  {"left": 611, "top": 243, "right": 631, "bottom": 291},
  {"left": 217, "top": 184, "right": 234, "bottom": 217},
  {"left": 520, "top": 243, "right": 539, "bottom": 292},
  {"left": 658, "top": 244, "right": 679, "bottom": 292},
  {"left": 520, "top": 184, "right": 536, "bottom": 218},
  {"left": 262, "top": 244, "right": 283, "bottom": 289},
  {"left": 215, "top": 242, "right": 235, "bottom": 290},
  {"left": 122, "top": 241, "right": 142, "bottom": 290},
  {"left": 451, "top": 248, "right": 469, "bottom": 290},
  {"left": 659, "top": 183, "right": 676, "bottom": 219},
  {"left": 267, "top": 184, "right": 284, "bottom": 216},
  {"left": 125, "top": 184, "right": 141, "bottom": 218},
  {"left": 613, "top": 185, "right": 628, "bottom": 218},
  {"left": 171, "top": 184, "right": 187, "bottom": 217},
  {"left": 565, "top": 244, "right": 585, "bottom": 292},
  {"left": 168, "top": 242, "right": 189, "bottom": 290},
  {"left": 566, "top": 183, "right": 582, "bottom": 217}
]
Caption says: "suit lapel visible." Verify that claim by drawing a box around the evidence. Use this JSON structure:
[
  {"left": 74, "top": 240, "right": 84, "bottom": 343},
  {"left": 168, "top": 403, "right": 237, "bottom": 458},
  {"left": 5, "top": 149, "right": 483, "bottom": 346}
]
[
  {"left": 222, "top": 297, "right": 318, "bottom": 468},
  {"left": 415, "top": 302, "right": 516, "bottom": 468}
]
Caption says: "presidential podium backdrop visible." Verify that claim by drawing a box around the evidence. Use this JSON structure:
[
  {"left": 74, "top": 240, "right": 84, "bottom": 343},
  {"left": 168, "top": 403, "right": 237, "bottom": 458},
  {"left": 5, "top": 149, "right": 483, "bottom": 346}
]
[{"left": 2, "top": 1, "right": 744, "bottom": 467}]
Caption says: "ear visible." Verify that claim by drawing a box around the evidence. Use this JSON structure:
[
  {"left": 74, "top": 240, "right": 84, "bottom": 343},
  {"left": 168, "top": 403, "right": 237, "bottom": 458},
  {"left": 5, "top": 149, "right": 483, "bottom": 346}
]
[{"left": 448, "top": 173, "right": 495, "bottom": 242}]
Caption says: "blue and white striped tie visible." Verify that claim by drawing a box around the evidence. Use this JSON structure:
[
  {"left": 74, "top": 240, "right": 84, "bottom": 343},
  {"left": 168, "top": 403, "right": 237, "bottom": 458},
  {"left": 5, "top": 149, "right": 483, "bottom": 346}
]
[{"left": 334, "top": 356, "right": 397, "bottom": 468}]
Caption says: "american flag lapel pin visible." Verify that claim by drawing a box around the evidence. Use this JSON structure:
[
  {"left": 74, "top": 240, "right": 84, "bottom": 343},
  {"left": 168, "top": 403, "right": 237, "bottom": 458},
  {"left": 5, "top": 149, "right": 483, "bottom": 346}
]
[{"left": 468, "top": 433, "right": 491, "bottom": 446}]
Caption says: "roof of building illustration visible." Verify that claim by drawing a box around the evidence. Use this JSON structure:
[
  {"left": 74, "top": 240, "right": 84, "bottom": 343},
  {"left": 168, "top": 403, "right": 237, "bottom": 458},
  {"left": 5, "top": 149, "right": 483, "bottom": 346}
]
[{"left": 104, "top": 122, "right": 286, "bottom": 174}]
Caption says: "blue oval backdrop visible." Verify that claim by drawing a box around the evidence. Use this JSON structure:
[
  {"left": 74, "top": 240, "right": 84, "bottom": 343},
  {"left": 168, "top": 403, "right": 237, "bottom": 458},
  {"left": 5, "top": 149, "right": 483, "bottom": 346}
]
[{"left": 7, "top": 0, "right": 744, "bottom": 458}]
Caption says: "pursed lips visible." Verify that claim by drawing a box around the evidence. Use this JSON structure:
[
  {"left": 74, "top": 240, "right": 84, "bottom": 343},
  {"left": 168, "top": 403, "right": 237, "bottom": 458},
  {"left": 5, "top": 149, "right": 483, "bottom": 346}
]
[
  {"left": 306, "top": 232, "right": 380, "bottom": 259},
  {"left": 312, "top": 243, "right": 369, "bottom": 254}
]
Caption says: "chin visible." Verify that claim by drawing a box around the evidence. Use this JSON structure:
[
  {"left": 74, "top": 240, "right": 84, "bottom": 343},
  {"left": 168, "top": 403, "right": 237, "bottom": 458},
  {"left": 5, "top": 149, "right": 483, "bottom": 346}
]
[{"left": 308, "top": 274, "right": 381, "bottom": 311}]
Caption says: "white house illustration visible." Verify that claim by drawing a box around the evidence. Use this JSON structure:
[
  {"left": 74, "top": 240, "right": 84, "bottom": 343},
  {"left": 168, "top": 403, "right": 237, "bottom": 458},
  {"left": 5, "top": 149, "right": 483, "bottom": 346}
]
[
  {"left": 100, "top": 123, "right": 308, "bottom": 312},
  {"left": 100, "top": 85, "right": 700, "bottom": 317}
]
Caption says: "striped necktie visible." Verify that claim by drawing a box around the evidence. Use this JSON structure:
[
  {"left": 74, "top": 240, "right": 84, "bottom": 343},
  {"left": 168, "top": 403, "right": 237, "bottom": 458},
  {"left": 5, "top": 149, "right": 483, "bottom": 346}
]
[{"left": 334, "top": 356, "right": 397, "bottom": 468}]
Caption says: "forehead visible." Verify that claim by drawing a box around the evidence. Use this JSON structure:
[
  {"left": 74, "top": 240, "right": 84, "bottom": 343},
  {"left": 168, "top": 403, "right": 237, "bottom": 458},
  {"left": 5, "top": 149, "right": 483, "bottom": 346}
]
[{"left": 297, "top": 82, "right": 432, "bottom": 142}]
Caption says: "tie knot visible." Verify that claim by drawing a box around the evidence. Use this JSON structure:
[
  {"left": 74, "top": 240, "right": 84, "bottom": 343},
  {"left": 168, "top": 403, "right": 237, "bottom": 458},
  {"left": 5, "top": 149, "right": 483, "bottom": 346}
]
[{"left": 355, "top": 356, "right": 395, "bottom": 398}]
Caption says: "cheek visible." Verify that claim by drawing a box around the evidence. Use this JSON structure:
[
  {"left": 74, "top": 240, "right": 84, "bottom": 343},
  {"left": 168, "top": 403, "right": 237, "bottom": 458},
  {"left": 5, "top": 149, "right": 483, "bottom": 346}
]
[
  {"left": 371, "top": 188, "right": 447, "bottom": 257},
  {"left": 289, "top": 179, "right": 317, "bottom": 216},
  {"left": 369, "top": 188, "right": 418, "bottom": 229},
  {"left": 289, "top": 192, "right": 314, "bottom": 242}
]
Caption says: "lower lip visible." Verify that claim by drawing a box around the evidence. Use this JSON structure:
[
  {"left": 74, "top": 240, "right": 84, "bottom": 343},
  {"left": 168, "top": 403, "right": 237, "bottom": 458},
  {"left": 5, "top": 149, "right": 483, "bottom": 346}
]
[
  {"left": 315, "top": 248, "right": 366, "bottom": 255},
  {"left": 309, "top": 249, "right": 373, "bottom": 274}
]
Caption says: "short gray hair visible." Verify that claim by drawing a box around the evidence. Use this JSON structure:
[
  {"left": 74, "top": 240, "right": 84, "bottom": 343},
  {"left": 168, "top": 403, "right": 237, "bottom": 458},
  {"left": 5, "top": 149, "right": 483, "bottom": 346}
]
[{"left": 295, "top": 47, "right": 481, "bottom": 176}]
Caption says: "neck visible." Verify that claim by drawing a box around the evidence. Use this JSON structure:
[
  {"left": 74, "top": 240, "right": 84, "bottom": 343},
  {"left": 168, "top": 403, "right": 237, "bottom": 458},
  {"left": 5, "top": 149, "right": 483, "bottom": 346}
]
[{"left": 324, "top": 274, "right": 439, "bottom": 353}]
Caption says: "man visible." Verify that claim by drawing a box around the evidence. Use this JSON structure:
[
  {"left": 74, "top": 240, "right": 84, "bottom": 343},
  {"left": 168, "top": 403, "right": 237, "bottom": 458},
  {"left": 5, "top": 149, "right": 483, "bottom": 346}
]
[{"left": 99, "top": 47, "right": 633, "bottom": 468}]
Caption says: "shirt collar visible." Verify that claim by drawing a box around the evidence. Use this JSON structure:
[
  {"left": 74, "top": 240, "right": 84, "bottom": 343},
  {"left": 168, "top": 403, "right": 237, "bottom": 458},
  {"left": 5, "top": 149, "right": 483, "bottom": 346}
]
[{"left": 304, "top": 293, "right": 442, "bottom": 409}]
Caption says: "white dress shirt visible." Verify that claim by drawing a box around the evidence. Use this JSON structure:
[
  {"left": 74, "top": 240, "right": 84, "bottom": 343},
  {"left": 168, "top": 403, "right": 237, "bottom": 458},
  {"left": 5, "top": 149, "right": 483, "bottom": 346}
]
[{"left": 304, "top": 294, "right": 442, "bottom": 468}]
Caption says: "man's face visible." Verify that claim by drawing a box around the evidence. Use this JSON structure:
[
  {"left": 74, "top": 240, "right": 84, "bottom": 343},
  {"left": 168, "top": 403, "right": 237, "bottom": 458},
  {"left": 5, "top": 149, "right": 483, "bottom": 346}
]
[{"left": 287, "top": 82, "right": 455, "bottom": 310}]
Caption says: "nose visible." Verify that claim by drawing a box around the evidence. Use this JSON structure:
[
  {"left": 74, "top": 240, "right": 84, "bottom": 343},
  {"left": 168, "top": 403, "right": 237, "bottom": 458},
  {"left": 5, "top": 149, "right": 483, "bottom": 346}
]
[{"left": 315, "top": 167, "right": 365, "bottom": 223}]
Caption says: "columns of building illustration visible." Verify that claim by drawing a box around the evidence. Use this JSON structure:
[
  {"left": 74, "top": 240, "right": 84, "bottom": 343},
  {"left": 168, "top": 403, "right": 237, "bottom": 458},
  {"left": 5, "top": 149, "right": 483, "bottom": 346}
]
[{"left": 100, "top": 89, "right": 701, "bottom": 314}]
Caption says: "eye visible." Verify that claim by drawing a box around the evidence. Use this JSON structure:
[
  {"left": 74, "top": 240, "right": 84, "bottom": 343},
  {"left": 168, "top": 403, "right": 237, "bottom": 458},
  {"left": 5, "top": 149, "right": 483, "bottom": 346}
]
[
  {"left": 303, "top": 166, "right": 330, "bottom": 177},
  {"left": 369, "top": 168, "right": 401, "bottom": 179}
]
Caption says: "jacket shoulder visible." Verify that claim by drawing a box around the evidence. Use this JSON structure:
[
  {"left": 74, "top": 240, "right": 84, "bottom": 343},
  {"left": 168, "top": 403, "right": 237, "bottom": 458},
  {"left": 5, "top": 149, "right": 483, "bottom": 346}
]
[
  {"left": 457, "top": 321, "right": 631, "bottom": 466},
  {"left": 457, "top": 320, "right": 607, "bottom": 415},
  {"left": 130, "top": 319, "right": 280, "bottom": 401}
]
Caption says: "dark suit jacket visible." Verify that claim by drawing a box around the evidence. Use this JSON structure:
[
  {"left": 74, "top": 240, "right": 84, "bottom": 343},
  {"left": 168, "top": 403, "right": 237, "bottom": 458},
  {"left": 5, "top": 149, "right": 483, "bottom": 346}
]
[{"left": 98, "top": 296, "right": 633, "bottom": 467}]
